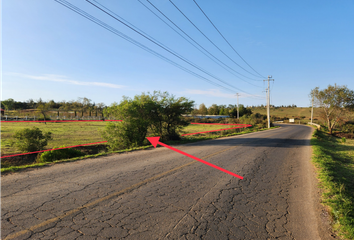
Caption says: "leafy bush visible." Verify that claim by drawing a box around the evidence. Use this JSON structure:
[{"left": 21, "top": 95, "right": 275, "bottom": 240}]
[
  {"left": 102, "top": 91, "right": 194, "bottom": 150},
  {"left": 37, "top": 146, "right": 85, "bottom": 163},
  {"left": 12, "top": 127, "right": 52, "bottom": 152}
]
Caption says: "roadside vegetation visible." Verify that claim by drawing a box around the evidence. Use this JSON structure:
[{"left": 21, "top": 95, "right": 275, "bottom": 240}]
[
  {"left": 1, "top": 91, "right": 273, "bottom": 172},
  {"left": 1, "top": 124, "right": 276, "bottom": 173},
  {"left": 1, "top": 121, "right": 108, "bottom": 155},
  {"left": 102, "top": 91, "right": 194, "bottom": 150},
  {"left": 309, "top": 84, "right": 354, "bottom": 239},
  {"left": 1, "top": 91, "right": 272, "bottom": 172},
  {"left": 312, "top": 130, "right": 354, "bottom": 239}
]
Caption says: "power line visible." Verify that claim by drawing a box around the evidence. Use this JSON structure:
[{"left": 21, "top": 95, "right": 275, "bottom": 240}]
[
  {"left": 54, "top": 0, "right": 262, "bottom": 98},
  {"left": 89, "top": 0, "right": 253, "bottom": 91},
  {"left": 85, "top": 0, "right": 263, "bottom": 96},
  {"left": 169, "top": 0, "right": 263, "bottom": 80},
  {"left": 192, "top": 0, "right": 265, "bottom": 78},
  {"left": 141, "top": 0, "right": 263, "bottom": 86}
]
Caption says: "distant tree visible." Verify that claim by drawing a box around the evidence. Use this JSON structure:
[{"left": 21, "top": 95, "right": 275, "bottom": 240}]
[
  {"left": 199, "top": 103, "right": 208, "bottom": 116},
  {"left": 78, "top": 97, "right": 92, "bottom": 117},
  {"left": 26, "top": 99, "right": 36, "bottom": 109},
  {"left": 1, "top": 98, "right": 15, "bottom": 110},
  {"left": 208, "top": 104, "right": 220, "bottom": 115},
  {"left": 69, "top": 100, "right": 81, "bottom": 117},
  {"left": 239, "top": 104, "right": 252, "bottom": 117},
  {"left": 95, "top": 103, "right": 106, "bottom": 117},
  {"left": 36, "top": 98, "right": 51, "bottom": 120},
  {"left": 311, "top": 84, "right": 354, "bottom": 134},
  {"left": 59, "top": 100, "right": 72, "bottom": 117}
]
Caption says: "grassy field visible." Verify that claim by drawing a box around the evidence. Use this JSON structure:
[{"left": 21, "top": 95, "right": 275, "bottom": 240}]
[
  {"left": 1, "top": 121, "right": 107, "bottom": 155},
  {"left": 0, "top": 121, "right": 244, "bottom": 156},
  {"left": 252, "top": 107, "right": 320, "bottom": 120},
  {"left": 312, "top": 130, "right": 354, "bottom": 239}
]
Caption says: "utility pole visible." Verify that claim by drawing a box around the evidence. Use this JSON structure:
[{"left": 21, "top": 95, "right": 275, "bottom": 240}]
[
  {"left": 264, "top": 76, "right": 274, "bottom": 128},
  {"left": 235, "top": 93, "right": 240, "bottom": 119},
  {"left": 311, "top": 94, "right": 314, "bottom": 124}
]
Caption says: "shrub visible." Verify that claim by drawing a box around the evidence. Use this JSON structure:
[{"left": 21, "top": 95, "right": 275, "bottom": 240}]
[
  {"left": 102, "top": 91, "right": 194, "bottom": 150},
  {"left": 341, "top": 137, "right": 346, "bottom": 143},
  {"left": 12, "top": 127, "right": 52, "bottom": 152},
  {"left": 37, "top": 146, "right": 85, "bottom": 163}
]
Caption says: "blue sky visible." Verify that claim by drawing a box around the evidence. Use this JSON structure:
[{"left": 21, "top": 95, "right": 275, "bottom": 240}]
[{"left": 2, "top": 0, "right": 353, "bottom": 107}]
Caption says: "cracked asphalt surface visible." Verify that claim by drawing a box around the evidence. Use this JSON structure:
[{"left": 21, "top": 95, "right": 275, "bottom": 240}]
[{"left": 1, "top": 124, "right": 332, "bottom": 239}]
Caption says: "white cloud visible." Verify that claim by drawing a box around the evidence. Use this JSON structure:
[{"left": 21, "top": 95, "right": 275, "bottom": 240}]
[
  {"left": 7, "top": 73, "right": 125, "bottom": 89},
  {"left": 184, "top": 89, "right": 263, "bottom": 99}
]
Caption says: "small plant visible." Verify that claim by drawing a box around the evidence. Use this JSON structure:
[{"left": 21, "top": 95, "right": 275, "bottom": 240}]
[
  {"left": 341, "top": 137, "right": 346, "bottom": 143},
  {"left": 37, "top": 146, "right": 85, "bottom": 163},
  {"left": 11, "top": 127, "right": 52, "bottom": 152}
]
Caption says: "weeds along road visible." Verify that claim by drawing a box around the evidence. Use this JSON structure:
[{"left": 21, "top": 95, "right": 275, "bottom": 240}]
[{"left": 1, "top": 124, "right": 331, "bottom": 240}]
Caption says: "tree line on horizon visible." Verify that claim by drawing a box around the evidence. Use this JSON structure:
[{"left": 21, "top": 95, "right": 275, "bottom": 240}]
[
  {"left": 191, "top": 103, "right": 252, "bottom": 118},
  {"left": 1, "top": 98, "right": 106, "bottom": 119}
]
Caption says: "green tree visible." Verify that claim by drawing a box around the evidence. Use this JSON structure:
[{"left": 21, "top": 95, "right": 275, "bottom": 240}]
[
  {"left": 78, "top": 97, "right": 92, "bottom": 117},
  {"left": 219, "top": 107, "right": 228, "bottom": 115},
  {"left": 149, "top": 91, "right": 194, "bottom": 140},
  {"left": 208, "top": 104, "right": 220, "bottom": 115},
  {"left": 102, "top": 92, "right": 194, "bottom": 149},
  {"left": 199, "top": 103, "right": 207, "bottom": 116},
  {"left": 311, "top": 84, "right": 354, "bottom": 134},
  {"left": 96, "top": 102, "right": 106, "bottom": 117},
  {"left": 239, "top": 104, "right": 252, "bottom": 117},
  {"left": 1, "top": 98, "right": 15, "bottom": 110},
  {"left": 36, "top": 98, "right": 51, "bottom": 120},
  {"left": 12, "top": 127, "right": 52, "bottom": 152},
  {"left": 69, "top": 100, "right": 81, "bottom": 117},
  {"left": 102, "top": 94, "right": 157, "bottom": 150}
]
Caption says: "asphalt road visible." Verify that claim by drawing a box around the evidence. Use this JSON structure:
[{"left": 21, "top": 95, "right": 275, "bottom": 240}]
[{"left": 1, "top": 124, "right": 333, "bottom": 239}]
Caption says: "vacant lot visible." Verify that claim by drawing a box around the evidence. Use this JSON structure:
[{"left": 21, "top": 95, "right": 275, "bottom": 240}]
[{"left": 1, "top": 121, "right": 241, "bottom": 156}]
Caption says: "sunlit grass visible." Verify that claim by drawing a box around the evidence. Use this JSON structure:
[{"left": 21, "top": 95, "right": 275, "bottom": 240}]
[
  {"left": 1, "top": 121, "right": 241, "bottom": 156},
  {"left": 1, "top": 121, "right": 107, "bottom": 155},
  {"left": 311, "top": 130, "right": 354, "bottom": 239}
]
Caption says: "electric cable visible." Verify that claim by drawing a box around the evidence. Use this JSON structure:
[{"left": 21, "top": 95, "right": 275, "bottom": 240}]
[
  {"left": 141, "top": 0, "right": 263, "bottom": 86},
  {"left": 169, "top": 0, "right": 263, "bottom": 80},
  {"left": 88, "top": 0, "right": 254, "bottom": 91},
  {"left": 192, "top": 0, "right": 265, "bottom": 78},
  {"left": 85, "top": 0, "right": 264, "bottom": 96},
  {"left": 54, "top": 0, "right": 264, "bottom": 99}
]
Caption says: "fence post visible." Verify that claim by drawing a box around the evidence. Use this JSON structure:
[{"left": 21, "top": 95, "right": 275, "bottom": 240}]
[{"left": 5, "top": 115, "right": 7, "bottom": 121}]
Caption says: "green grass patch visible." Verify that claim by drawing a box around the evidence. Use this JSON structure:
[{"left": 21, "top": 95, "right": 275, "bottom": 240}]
[
  {"left": 0, "top": 122, "right": 246, "bottom": 156},
  {"left": 1, "top": 121, "right": 108, "bottom": 155},
  {"left": 311, "top": 130, "right": 354, "bottom": 239},
  {"left": 1, "top": 125, "right": 278, "bottom": 173}
]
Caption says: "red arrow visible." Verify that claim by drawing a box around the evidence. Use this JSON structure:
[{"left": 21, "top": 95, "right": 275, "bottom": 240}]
[{"left": 146, "top": 137, "right": 243, "bottom": 180}]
